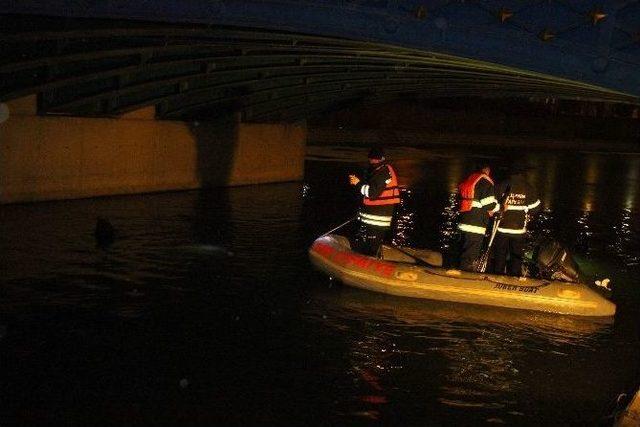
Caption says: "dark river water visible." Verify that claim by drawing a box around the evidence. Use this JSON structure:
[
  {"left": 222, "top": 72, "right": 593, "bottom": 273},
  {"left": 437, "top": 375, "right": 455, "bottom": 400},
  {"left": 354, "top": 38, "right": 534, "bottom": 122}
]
[{"left": 1, "top": 145, "right": 639, "bottom": 426}]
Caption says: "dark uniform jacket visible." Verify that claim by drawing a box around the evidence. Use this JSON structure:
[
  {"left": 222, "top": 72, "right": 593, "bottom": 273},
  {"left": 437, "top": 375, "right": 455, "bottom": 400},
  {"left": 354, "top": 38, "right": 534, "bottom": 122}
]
[
  {"left": 458, "top": 174, "right": 497, "bottom": 235},
  {"left": 494, "top": 175, "right": 541, "bottom": 234},
  {"left": 357, "top": 162, "right": 398, "bottom": 227}
]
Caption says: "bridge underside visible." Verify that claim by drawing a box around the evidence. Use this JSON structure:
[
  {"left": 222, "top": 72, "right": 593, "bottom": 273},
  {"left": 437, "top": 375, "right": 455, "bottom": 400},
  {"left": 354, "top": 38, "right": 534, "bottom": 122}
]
[
  {"left": 1, "top": 14, "right": 637, "bottom": 124},
  {"left": 1, "top": 4, "right": 639, "bottom": 204}
]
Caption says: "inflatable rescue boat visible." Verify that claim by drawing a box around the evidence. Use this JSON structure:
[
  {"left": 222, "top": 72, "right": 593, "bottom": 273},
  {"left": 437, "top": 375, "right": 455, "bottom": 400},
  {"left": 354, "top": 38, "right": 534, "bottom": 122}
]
[{"left": 309, "top": 234, "right": 616, "bottom": 317}]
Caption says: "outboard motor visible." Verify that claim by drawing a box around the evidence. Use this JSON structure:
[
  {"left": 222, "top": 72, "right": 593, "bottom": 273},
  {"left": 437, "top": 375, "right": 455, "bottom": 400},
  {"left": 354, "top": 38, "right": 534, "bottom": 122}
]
[{"left": 534, "top": 237, "right": 581, "bottom": 283}]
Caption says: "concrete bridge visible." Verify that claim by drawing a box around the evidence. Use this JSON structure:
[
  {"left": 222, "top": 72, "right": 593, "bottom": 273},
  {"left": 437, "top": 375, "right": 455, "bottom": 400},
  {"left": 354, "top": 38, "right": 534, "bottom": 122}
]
[{"left": 1, "top": 1, "right": 639, "bottom": 203}]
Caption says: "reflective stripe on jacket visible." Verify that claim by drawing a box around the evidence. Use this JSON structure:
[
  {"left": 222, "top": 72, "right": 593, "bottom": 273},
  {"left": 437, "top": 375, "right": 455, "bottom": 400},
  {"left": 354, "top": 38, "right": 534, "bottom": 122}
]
[
  {"left": 359, "top": 211, "right": 393, "bottom": 227},
  {"left": 458, "top": 223, "right": 488, "bottom": 235},
  {"left": 496, "top": 199, "right": 541, "bottom": 235},
  {"left": 495, "top": 176, "right": 541, "bottom": 235},
  {"left": 497, "top": 226, "right": 526, "bottom": 234},
  {"left": 457, "top": 172, "right": 497, "bottom": 235}
]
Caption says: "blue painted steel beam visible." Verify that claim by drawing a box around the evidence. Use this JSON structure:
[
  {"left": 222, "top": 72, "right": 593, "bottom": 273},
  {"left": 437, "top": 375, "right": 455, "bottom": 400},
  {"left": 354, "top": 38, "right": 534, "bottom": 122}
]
[{"left": 2, "top": 0, "right": 639, "bottom": 98}]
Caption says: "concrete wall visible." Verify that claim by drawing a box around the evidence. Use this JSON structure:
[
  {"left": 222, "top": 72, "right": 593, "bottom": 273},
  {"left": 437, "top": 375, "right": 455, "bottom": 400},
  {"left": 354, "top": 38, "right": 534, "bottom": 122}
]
[{"left": 0, "top": 96, "right": 306, "bottom": 204}]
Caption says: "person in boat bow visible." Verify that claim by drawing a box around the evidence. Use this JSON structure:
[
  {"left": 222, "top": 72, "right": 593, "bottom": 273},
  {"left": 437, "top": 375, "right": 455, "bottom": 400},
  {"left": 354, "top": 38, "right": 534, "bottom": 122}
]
[
  {"left": 457, "top": 163, "right": 498, "bottom": 271},
  {"left": 348, "top": 147, "right": 401, "bottom": 256},
  {"left": 492, "top": 167, "right": 541, "bottom": 276}
]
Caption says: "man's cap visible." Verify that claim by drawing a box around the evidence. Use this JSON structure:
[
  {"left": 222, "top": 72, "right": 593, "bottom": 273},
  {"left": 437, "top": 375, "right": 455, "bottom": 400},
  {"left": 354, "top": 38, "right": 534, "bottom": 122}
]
[
  {"left": 475, "top": 160, "right": 492, "bottom": 170},
  {"left": 368, "top": 146, "right": 385, "bottom": 160}
]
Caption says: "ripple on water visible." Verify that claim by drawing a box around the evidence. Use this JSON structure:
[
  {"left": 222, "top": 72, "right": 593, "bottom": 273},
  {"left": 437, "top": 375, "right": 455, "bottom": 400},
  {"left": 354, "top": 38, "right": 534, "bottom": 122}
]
[{"left": 1, "top": 149, "right": 639, "bottom": 426}]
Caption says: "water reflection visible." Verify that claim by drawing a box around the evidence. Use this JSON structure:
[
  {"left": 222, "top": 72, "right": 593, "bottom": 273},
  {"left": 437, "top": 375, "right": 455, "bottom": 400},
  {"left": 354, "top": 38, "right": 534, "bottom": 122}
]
[
  {"left": 439, "top": 192, "right": 460, "bottom": 253},
  {"left": 446, "top": 157, "right": 465, "bottom": 193},
  {"left": 392, "top": 189, "right": 417, "bottom": 247},
  {"left": 327, "top": 288, "right": 613, "bottom": 337},
  {"left": 584, "top": 155, "right": 601, "bottom": 186},
  {"left": 575, "top": 210, "right": 595, "bottom": 254},
  {"left": 609, "top": 208, "right": 640, "bottom": 268},
  {"left": 1, "top": 146, "right": 639, "bottom": 426},
  {"left": 624, "top": 157, "right": 639, "bottom": 210},
  {"left": 306, "top": 146, "right": 640, "bottom": 424},
  {"left": 310, "top": 286, "right": 614, "bottom": 424},
  {"left": 526, "top": 154, "right": 558, "bottom": 210}
]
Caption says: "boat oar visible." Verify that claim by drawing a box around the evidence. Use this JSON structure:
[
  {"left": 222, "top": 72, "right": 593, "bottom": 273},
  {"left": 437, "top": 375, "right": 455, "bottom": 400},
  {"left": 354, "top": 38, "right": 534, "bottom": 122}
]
[
  {"left": 319, "top": 216, "right": 357, "bottom": 238},
  {"left": 476, "top": 217, "right": 500, "bottom": 273},
  {"left": 476, "top": 184, "right": 511, "bottom": 273}
]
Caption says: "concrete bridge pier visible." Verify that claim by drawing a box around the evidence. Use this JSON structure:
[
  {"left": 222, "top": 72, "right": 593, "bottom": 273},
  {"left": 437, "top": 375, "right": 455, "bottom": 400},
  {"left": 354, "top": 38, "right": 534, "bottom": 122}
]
[{"left": 0, "top": 96, "right": 306, "bottom": 204}]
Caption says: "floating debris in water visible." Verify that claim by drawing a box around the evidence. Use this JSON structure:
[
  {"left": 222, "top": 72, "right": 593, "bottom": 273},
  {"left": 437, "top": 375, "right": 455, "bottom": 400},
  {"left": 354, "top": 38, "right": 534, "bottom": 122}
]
[
  {"left": 179, "top": 378, "right": 189, "bottom": 388},
  {"left": 180, "top": 244, "right": 233, "bottom": 256},
  {"left": 126, "top": 289, "right": 144, "bottom": 297}
]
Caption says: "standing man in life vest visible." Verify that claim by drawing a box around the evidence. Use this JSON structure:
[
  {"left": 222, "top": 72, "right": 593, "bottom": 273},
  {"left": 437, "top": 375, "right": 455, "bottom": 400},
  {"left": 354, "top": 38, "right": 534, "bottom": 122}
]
[
  {"left": 492, "top": 168, "right": 541, "bottom": 276},
  {"left": 348, "top": 147, "right": 401, "bottom": 256},
  {"left": 457, "top": 163, "right": 498, "bottom": 271}
]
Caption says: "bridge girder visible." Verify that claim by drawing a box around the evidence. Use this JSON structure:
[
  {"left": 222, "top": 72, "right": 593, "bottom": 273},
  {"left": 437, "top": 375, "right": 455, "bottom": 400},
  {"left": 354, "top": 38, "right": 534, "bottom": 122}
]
[{"left": 1, "top": 1, "right": 639, "bottom": 122}]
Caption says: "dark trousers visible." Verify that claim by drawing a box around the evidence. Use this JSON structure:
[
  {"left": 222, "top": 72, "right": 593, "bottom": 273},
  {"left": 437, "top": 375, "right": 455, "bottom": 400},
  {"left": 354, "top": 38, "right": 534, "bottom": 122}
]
[
  {"left": 353, "top": 222, "right": 389, "bottom": 257},
  {"left": 459, "top": 232, "right": 485, "bottom": 271},
  {"left": 493, "top": 233, "right": 526, "bottom": 276}
]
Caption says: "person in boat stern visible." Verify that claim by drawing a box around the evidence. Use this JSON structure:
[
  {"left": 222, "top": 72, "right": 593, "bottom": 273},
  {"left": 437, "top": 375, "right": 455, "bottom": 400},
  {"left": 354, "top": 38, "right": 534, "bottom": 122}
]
[
  {"left": 492, "top": 166, "right": 541, "bottom": 276},
  {"left": 457, "top": 162, "right": 498, "bottom": 271},
  {"left": 348, "top": 146, "right": 401, "bottom": 256}
]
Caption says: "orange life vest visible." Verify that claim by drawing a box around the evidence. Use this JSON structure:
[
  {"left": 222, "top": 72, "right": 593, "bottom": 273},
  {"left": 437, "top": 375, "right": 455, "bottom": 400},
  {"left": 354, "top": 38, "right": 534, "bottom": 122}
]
[
  {"left": 363, "top": 164, "right": 401, "bottom": 206},
  {"left": 459, "top": 172, "right": 493, "bottom": 212}
]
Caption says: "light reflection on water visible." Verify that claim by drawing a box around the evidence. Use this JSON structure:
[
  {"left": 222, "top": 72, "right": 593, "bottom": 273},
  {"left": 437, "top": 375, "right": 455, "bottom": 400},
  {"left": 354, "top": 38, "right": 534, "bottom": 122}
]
[
  {"left": 308, "top": 285, "right": 616, "bottom": 424},
  {"left": 0, "top": 145, "right": 639, "bottom": 426},
  {"left": 438, "top": 192, "right": 460, "bottom": 252},
  {"left": 304, "top": 145, "right": 640, "bottom": 424}
]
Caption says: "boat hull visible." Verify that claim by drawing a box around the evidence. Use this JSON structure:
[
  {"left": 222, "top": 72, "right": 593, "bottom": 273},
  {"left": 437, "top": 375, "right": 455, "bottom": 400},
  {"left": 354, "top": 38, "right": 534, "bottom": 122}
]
[{"left": 309, "top": 235, "right": 616, "bottom": 317}]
